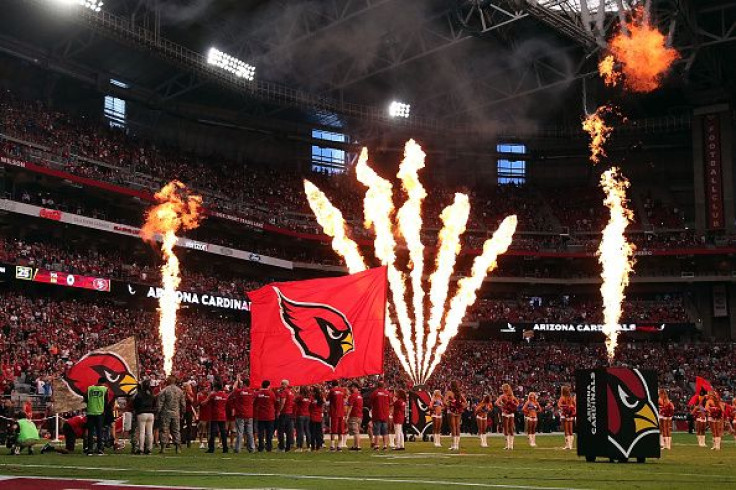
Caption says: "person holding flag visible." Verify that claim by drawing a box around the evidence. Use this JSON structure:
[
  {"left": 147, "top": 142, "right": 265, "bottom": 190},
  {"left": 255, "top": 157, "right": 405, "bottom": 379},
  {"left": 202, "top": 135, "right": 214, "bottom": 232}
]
[{"left": 255, "top": 380, "right": 277, "bottom": 452}]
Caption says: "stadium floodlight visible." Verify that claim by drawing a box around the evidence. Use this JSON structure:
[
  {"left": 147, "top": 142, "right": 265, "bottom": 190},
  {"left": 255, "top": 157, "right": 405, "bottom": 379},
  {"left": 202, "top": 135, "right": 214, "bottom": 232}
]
[
  {"left": 52, "top": 0, "right": 104, "bottom": 12},
  {"left": 206, "top": 47, "right": 256, "bottom": 81},
  {"left": 389, "top": 101, "right": 411, "bottom": 118}
]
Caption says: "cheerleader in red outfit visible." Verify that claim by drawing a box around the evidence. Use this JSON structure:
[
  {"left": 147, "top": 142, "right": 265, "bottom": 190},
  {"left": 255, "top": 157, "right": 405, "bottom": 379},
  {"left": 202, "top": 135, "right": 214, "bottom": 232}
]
[
  {"left": 474, "top": 395, "right": 492, "bottom": 448},
  {"left": 705, "top": 390, "right": 724, "bottom": 450},
  {"left": 690, "top": 395, "right": 708, "bottom": 447},
  {"left": 495, "top": 384, "right": 519, "bottom": 450},
  {"left": 431, "top": 390, "right": 444, "bottom": 448},
  {"left": 658, "top": 389, "right": 674, "bottom": 450},
  {"left": 729, "top": 398, "right": 736, "bottom": 443},
  {"left": 522, "top": 392, "right": 540, "bottom": 448},
  {"left": 445, "top": 381, "right": 466, "bottom": 451},
  {"left": 558, "top": 385, "right": 576, "bottom": 450}
]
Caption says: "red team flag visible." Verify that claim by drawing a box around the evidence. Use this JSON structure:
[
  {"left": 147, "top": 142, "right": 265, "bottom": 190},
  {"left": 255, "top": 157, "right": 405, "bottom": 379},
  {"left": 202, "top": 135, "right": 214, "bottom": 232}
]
[{"left": 248, "top": 267, "right": 387, "bottom": 386}]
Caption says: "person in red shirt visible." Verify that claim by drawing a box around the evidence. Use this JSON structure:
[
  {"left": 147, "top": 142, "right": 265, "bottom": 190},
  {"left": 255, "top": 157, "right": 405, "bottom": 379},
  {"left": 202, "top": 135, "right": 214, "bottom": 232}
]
[
  {"left": 255, "top": 380, "right": 277, "bottom": 452},
  {"left": 327, "top": 381, "right": 346, "bottom": 450},
  {"left": 196, "top": 385, "right": 211, "bottom": 449},
  {"left": 204, "top": 381, "right": 228, "bottom": 453},
  {"left": 229, "top": 375, "right": 255, "bottom": 453},
  {"left": 294, "top": 386, "right": 312, "bottom": 452},
  {"left": 393, "top": 389, "right": 407, "bottom": 451},
  {"left": 346, "top": 383, "right": 363, "bottom": 450},
  {"left": 370, "top": 380, "right": 392, "bottom": 450},
  {"left": 277, "top": 379, "right": 296, "bottom": 452},
  {"left": 62, "top": 414, "right": 87, "bottom": 453},
  {"left": 309, "top": 386, "right": 325, "bottom": 451}
]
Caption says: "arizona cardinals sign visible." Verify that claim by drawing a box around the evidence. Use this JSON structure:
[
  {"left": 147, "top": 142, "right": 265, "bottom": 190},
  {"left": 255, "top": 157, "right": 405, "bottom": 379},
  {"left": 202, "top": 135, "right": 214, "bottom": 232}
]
[
  {"left": 576, "top": 368, "right": 660, "bottom": 462},
  {"left": 249, "top": 267, "right": 387, "bottom": 386},
  {"left": 52, "top": 337, "right": 139, "bottom": 413}
]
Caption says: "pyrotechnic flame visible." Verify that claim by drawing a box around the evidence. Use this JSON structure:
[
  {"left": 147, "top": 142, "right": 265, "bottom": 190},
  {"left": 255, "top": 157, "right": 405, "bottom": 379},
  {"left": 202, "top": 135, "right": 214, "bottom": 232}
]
[
  {"left": 303, "top": 179, "right": 414, "bottom": 378},
  {"left": 597, "top": 168, "right": 636, "bottom": 360},
  {"left": 423, "top": 215, "right": 517, "bottom": 383},
  {"left": 599, "top": 55, "right": 621, "bottom": 87},
  {"left": 396, "top": 140, "right": 428, "bottom": 376},
  {"left": 602, "top": 8, "right": 679, "bottom": 93},
  {"left": 304, "top": 180, "right": 367, "bottom": 274},
  {"left": 583, "top": 105, "right": 615, "bottom": 165},
  {"left": 355, "top": 148, "right": 417, "bottom": 381},
  {"left": 421, "top": 193, "right": 470, "bottom": 381},
  {"left": 304, "top": 142, "right": 515, "bottom": 384},
  {"left": 140, "top": 180, "right": 203, "bottom": 375}
]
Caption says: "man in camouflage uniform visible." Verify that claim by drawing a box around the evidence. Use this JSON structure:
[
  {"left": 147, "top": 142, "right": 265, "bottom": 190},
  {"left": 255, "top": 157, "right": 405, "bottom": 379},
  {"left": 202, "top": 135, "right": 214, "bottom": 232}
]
[{"left": 157, "top": 375, "right": 186, "bottom": 454}]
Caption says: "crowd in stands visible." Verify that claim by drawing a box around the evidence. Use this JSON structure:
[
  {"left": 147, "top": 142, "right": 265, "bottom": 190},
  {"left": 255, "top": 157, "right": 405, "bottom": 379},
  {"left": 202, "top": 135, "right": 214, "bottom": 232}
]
[
  {"left": 467, "top": 294, "right": 692, "bottom": 325},
  {"left": 2, "top": 88, "right": 715, "bottom": 248},
  {"left": 0, "top": 288, "right": 726, "bottom": 420},
  {"left": 0, "top": 236, "right": 262, "bottom": 297}
]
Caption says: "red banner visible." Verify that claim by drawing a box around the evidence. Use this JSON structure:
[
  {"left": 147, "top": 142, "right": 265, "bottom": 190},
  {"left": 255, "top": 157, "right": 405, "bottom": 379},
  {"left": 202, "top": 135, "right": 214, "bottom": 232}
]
[
  {"left": 703, "top": 114, "right": 724, "bottom": 229},
  {"left": 248, "top": 267, "right": 387, "bottom": 386}
]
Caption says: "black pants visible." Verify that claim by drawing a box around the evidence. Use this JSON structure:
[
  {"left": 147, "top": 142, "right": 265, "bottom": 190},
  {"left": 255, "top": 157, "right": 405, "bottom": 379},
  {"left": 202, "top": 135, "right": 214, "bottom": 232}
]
[
  {"left": 85, "top": 414, "right": 104, "bottom": 453},
  {"left": 277, "top": 415, "right": 294, "bottom": 451},
  {"left": 63, "top": 424, "right": 83, "bottom": 453},
  {"left": 257, "top": 420, "right": 275, "bottom": 452},
  {"left": 183, "top": 412, "right": 194, "bottom": 446},
  {"left": 208, "top": 420, "right": 228, "bottom": 453},
  {"left": 309, "top": 421, "right": 323, "bottom": 450}
]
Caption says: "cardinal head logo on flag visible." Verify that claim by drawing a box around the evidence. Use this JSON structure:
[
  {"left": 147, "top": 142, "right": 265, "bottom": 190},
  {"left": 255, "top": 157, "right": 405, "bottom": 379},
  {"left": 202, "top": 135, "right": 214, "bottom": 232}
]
[
  {"left": 276, "top": 287, "right": 354, "bottom": 369},
  {"left": 248, "top": 267, "right": 386, "bottom": 387}
]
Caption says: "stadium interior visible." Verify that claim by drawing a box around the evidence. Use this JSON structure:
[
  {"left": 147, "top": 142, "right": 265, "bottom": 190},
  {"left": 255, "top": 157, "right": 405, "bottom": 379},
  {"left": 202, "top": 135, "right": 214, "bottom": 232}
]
[{"left": 0, "top": 0, "right": 736, "bottom": 488}]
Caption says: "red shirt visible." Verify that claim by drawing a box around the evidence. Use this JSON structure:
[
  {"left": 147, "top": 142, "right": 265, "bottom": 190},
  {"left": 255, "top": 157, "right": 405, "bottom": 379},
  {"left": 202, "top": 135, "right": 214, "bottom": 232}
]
[
  {"left": 295, "top": 395, "right": 311, "bottom": 417},
  {"left": 230, "top": 388, "right": 255, "bottom": 419},
  {"left": 347, "top": 392, "right": 363, "bottom": 418},
  {"left": 393, "top": 399, "right": 406, "bottom": 424},
  {"left": 255, "top": 389, "right": 277, "bottom": 421},
  {"left": 197, "top": 392, "right": 211, "bottom": 421},
  {"left": 328, "top": 387, "right": 346, "bottom": 417},
  {"left": 66, "top": 415, "right": 87, "bottom": 437},
  {"left": 209, "top": 390, "right": 228, "bottom": 422},
  {"left": 309, "top": 398, "right": 324, "bottom": 423},
  {"left": 370, "top": 388, "right": 391, "bottom": 422},
  {"left": 279, "top": 388, "right": 296, "bottom": 416}
]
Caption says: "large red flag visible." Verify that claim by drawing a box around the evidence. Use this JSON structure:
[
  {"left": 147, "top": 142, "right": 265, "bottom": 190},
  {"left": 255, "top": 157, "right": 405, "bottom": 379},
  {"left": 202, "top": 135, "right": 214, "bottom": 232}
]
[{"left": 248, "top": 267, "right": 387, "bottom": 386}]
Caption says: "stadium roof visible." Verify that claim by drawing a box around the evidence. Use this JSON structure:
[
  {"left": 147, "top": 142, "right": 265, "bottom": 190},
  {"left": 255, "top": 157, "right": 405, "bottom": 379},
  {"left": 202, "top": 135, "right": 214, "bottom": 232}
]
[{"left": 0, "top": 0, "right": 734, "bottom": 134}]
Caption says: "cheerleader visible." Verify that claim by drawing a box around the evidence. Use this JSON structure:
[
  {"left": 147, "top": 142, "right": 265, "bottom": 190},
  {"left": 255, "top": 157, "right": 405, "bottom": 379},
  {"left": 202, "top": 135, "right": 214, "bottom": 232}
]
[
  {"left": 445, "top": 381, "right": 466, "bottom": 451},
  {"left": 690, "top": 395, "right": 708, "bottom": 447},
  {"left": 558, "top": 385, "right": 576, "bottom": 450},
  {"left": 657, "top": 389, "right": 674, "bottom": 450},
  {"left": 522, "top": 392, "right": 540, "bottom": 448},
  {"left": 705, "top": 390, "right": 724, "bottom": 450},
  {"left": 474, "top": 395, "right": 492, "bottom": 448},
  {"left": 495, "top": 384, "right": 519, "bottom": 450},
  {"left": 729, "top": 398, "right": 736, "bottom": 443},
  {"left": 430, "top": 390, "right": 444, "bottom": 447}
]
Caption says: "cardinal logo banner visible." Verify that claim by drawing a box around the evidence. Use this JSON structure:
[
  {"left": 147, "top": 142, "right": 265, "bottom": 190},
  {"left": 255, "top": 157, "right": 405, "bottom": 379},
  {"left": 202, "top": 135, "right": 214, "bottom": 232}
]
[
  {"left": 249, "top": 267, "right": 387, "bottom": 386},
  {"left": 52, "top": 336, "right": 139, "bottom": 413}
]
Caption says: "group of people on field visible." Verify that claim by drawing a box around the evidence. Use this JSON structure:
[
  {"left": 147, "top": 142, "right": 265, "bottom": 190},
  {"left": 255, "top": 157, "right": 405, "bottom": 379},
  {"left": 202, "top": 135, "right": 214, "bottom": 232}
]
[{"left": 8, "top": 374, "right": 736, "bottom": 456}]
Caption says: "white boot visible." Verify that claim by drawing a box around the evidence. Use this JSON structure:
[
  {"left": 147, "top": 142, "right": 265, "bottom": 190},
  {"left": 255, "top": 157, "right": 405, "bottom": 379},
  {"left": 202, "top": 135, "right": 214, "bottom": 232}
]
[
  {"left": 715, "top": 437, "right": 721, "bottom": 450},
  {"left": 532, "top": 434, "right": 537, "bottom": 447},
  {"left": 666, "top": 436, "right": 672, "bottom": 450},
  {"left": 528, "top": 434, "right": 533, "bottom": 447},
  {"left": 698, "top": 435, "right": 706, "bottom": 447},
  {"left": 660, "top": 435, "right": 664, "bottom": 448},
  {"left": 434, "top": 435, "right": 441, "bottom": 447},
  {"left": 504, "top": 435, "right": 509, "bottom": 450}
]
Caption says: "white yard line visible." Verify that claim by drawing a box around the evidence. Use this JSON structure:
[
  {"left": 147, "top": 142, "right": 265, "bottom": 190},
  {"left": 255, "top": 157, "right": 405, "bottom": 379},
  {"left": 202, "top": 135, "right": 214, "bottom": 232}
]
[{"left": 0, "top": 463, "right": 589, "bottom": 490}]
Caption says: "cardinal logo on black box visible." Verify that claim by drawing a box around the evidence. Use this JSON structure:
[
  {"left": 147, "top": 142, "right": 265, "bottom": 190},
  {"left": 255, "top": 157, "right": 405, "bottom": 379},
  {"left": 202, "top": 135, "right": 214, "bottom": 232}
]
[
  {"left": 606, "top": 368, "right": 659, "bottom": 458},
  {"left": 410, "top": 390, "right": 433, "bottom": 436},
  {"left": 276, "top": 288, "right": 355, "bottom": 369}
]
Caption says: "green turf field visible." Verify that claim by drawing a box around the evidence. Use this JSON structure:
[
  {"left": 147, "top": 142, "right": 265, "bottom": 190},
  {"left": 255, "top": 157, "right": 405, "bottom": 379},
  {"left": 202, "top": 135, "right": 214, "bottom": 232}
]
[{"left": 0, "top": 433, "right": 733, "bottom": 489}]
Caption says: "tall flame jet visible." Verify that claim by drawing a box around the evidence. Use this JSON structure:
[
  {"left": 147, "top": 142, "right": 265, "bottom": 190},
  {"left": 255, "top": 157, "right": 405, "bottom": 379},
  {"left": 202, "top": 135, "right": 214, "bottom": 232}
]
[
  {"left": 304, "top": 141, "right": 516, "bottom": 384},
  {"left": 141, "top": 181, "right": 203, "bottom": 375}
]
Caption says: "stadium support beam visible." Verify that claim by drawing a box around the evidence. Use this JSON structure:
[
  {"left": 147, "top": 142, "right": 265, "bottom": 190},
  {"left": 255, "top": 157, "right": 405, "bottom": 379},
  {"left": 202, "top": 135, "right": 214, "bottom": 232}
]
[
  {"left": 155, "top": 0, "right": 394, "bottom": 103},
  {"left": 312, "top": 1, "right": 529, "bottom": 92}
]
